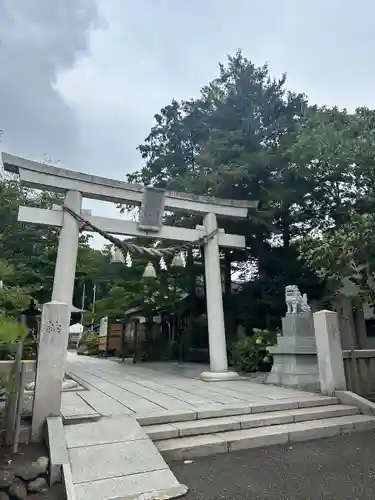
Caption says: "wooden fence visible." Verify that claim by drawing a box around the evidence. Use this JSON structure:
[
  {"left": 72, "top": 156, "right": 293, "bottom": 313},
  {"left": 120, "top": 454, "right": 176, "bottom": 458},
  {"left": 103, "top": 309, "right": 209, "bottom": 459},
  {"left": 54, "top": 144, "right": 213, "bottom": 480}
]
[{"left": 343, "top": 349, "right": 375, "bottom": 399}]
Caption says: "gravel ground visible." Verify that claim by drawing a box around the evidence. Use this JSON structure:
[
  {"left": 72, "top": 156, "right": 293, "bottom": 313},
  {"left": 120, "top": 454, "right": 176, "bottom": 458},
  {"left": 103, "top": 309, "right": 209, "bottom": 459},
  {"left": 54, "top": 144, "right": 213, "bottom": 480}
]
[{"left": 171, "top": 431, "right": 375, "bottom": 500}]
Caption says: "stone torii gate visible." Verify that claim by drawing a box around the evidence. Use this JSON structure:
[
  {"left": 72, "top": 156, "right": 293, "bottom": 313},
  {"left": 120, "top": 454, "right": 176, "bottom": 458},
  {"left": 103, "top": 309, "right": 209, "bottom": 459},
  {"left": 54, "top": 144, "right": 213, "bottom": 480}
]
[{"left": 3, "top": 152, "right": 257, "bottom": 382}]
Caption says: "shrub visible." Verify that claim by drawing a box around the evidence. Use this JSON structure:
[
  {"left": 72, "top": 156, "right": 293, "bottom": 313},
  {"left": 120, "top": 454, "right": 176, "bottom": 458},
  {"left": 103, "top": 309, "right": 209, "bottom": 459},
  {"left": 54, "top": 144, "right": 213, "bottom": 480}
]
[
  {"left": 230, "top": 328, "right": 277, "bottom": 373},
  {"left": 0, "top": 315, "right": 28, "bottom": 360},
  {"left": 77, "top": 332, "right": 99, "bottom": 356},
  {"left": 0, "top": 315, "right": 29, "bottom": 401},
  {"left": 0, "top": 315, "right": 28, "bottom": 344}
]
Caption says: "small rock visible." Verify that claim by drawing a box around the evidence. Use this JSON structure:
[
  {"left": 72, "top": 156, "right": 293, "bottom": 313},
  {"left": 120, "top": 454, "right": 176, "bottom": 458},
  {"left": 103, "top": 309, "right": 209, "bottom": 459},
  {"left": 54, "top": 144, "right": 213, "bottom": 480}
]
[
  {"left": 0, "top": 469, "right": 14, "bottom": 488},
  {"left": 15, "top": 456, "right": 49, "bottom": 481},
  {"left": 36, "top": 456, "right": 49, "bottom": 473},
  {"left": 14, "top": 465, "right": 39, "bottom": 481},
  {"left": 0, "top": 491, "right": 10, "bottom": 500},
  {"left": 9, "top": 479, "right": 27, "bottom": 500},
  {"left": 24, "top": 382, "right": 35, "bottom": 391},
  {"left": 27, "top": 477, "right": 48, "bottom": 493},
  {"left": 62, "top": 379, "right": 79, "bottom": 390}
]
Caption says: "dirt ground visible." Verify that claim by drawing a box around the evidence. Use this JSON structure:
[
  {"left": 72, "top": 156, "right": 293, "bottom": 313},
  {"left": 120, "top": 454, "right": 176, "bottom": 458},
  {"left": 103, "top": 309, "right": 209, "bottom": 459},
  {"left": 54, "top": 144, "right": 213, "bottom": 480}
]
[{"left": 1, "top": 442, "right": 64, "bottom": 500}]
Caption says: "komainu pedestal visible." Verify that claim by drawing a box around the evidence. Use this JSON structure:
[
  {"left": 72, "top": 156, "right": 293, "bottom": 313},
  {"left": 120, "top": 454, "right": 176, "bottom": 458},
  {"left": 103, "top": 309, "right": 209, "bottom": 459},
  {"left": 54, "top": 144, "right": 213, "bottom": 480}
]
[{"left": 266, "top": 285, "right": 320, "bottom": 392}]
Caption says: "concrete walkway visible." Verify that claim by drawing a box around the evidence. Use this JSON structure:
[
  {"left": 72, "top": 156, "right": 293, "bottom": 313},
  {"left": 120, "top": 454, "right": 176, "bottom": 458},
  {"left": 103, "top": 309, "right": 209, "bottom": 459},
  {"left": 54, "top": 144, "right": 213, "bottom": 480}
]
[
  {"left": 64, "top": 416, "right": 186, "bottom": 500},
  {"left": 63, "top": 352, "right": 333, "bottom": 420}
]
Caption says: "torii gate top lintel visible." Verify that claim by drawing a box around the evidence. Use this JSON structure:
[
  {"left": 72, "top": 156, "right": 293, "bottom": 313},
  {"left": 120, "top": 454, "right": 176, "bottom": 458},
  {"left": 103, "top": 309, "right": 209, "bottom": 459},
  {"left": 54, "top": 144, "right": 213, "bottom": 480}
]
[{"left": 2, "top": 153, "right": 258, "bottom": 219}]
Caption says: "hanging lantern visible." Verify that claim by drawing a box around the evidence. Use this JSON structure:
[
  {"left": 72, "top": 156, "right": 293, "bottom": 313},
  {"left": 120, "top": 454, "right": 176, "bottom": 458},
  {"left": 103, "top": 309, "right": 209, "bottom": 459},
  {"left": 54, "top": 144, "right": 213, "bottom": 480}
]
[
  {"left": 143, "top": 261, "right": 157, "bottom": 279},
  {"left": 171, "top": 252, "right": 185, "bottom": 268},
  {"left": 159, "top": 257, "right": 167, "bottom": 270},
  {"left": 111, "top": 247, "right": 125, "bottom": 264},
  {"left": 126, "top": 252, "right": 132, "bottom": 267}
]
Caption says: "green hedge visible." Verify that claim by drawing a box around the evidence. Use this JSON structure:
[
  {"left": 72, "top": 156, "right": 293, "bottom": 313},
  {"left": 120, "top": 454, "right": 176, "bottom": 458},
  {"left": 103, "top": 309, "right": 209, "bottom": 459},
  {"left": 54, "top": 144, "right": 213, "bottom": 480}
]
[
  {"left": 77, "top": 332, "right": 99, "bottom": 356},
  {"left": 230, "top": 328, "right": 277, "bottom": 373}
]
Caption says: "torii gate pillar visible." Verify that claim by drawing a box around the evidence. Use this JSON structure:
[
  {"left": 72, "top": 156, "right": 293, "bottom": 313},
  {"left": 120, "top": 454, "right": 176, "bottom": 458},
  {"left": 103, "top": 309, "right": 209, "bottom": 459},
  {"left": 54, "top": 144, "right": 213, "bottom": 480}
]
[
  {"left": 200, "top": 212, "right": 237, "bottom": 380},
  {"left": 51, "top": 190, "right": 82, "bottom": 305}
]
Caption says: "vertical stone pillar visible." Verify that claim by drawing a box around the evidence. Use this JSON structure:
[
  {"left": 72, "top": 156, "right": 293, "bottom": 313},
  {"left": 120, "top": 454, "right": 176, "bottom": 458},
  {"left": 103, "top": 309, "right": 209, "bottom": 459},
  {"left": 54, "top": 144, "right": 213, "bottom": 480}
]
[
  {"left": 52, "top": 190, "right": 82, "bottom": 305},
  {"left": 313, "top": 310, "right": 347, "bottom": 396},
  {"left": 200, "top": 213, "right": 238, "bottom": 381},
  {"left": 31, "top": 302, "right": 70, "bottom": 441}
]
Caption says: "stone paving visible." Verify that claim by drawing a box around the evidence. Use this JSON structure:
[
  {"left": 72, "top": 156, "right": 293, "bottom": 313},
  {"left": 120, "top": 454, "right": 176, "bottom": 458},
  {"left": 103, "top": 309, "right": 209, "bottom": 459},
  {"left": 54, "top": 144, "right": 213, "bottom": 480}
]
[
  {"left": 61, "top": 353, "right": 343, "bottom": 500},
  {"left": 63, "top": 352, "right": 334, "bottom": 420},
  {"left": 65, "top": 416, "right": 185, "bottom": 500}
]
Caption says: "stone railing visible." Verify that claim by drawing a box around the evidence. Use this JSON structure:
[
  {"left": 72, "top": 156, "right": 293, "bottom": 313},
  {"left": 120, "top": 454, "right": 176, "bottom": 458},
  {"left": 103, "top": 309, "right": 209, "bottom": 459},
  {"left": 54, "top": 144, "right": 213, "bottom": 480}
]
[{"left": 343, "top": 349, "right": 375, "bottom": 399}]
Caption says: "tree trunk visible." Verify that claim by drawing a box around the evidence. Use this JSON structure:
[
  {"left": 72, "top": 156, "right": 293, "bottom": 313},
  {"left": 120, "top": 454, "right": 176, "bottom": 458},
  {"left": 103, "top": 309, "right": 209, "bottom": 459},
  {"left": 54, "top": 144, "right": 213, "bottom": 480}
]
[{"left": 280, "top": 205, "right": 291, "bottom": 249}]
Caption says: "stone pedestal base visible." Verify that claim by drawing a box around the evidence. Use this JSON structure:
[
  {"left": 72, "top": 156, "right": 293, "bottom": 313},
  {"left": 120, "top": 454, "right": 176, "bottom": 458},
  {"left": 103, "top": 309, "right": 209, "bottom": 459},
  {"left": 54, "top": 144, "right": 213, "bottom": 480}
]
[
  {"left": 266, "top": 351, "right": 320, "bottom": 392},
  {"left": 266, "top": 312, "right": 320, "bottom": 392},
  {"left": 200, "top": 370, "right": 239, "bottom": 382}
]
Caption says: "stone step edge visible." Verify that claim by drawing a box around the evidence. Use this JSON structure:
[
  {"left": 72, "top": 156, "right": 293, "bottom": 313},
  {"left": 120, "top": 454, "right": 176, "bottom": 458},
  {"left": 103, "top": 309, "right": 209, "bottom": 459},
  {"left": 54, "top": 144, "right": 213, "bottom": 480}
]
[
  {"left": 136, "top": 397, "right": 339, "bottom": 426},
  {"left": 156, "top": 414, "right": 375, "bottom": 460},
  {"left": 62, "top": 414, "right": 102, "bottom": 426},
  {"left": 145, "top": 405, "right": 359, "bottom": 440}
]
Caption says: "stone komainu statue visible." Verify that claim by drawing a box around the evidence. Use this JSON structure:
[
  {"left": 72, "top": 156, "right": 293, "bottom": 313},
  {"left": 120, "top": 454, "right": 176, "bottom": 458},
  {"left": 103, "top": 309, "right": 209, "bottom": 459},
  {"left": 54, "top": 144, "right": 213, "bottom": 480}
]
[{"left": 285, "top": 285, "right": 311, "bottom": 315}]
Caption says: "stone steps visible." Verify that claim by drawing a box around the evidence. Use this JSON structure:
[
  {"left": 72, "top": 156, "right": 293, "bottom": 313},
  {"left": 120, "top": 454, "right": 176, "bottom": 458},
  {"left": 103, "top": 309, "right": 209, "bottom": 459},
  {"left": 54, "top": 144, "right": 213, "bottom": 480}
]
[
  {"left": 136, "top": 396, "right": 340, "bottom": 426},
  {"left": 144, "top": 404, "right": 358, "bottom": 440},
  {"left": 142, "top": 405, "right": 375, "bottom": 461}
]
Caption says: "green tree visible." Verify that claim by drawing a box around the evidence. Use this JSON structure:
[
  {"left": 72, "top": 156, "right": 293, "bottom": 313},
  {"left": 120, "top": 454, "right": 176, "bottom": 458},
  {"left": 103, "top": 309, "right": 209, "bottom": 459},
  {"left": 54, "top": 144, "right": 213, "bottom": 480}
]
[
  {"left": 301, "top": 212, "right": 375, "bottom": 302},
  {"left": 0, "top": 178, "right": 60, "bottom": 294},
  {"left": 293, "top": 107, "right": 375, "bottom": 300},
  {"left": 128, "top": 52, "right": 321, "bottom": 329},
  {"left": 0, "top": 177, "right": 119, "bottom": 314}
]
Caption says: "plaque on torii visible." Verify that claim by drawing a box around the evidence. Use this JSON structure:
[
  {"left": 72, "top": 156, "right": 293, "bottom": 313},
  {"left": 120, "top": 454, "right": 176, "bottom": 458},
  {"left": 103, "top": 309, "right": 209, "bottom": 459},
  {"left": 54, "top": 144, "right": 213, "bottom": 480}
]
[
  {"left": 138, "top": 187, "right": 165, "bottom": 232},
  {"left": 2, "top": 152, "right": 258, "bottom": 382}
]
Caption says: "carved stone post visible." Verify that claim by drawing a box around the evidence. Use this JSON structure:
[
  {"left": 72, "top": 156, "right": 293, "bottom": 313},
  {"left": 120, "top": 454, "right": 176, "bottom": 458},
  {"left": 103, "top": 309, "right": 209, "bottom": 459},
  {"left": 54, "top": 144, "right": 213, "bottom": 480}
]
[
  {"left": 313, "top": 310, "right": 347, "bottom": 396},
  {"left": 31, "top": 301, "right": 70, "bottom": 442}
]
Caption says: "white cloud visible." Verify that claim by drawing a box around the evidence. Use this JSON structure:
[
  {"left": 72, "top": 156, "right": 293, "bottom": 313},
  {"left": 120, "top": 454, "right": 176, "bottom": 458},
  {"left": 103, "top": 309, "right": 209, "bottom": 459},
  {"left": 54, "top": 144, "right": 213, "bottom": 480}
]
[{"left": 3, "top": 0, "right": 375, "bottom": 244}]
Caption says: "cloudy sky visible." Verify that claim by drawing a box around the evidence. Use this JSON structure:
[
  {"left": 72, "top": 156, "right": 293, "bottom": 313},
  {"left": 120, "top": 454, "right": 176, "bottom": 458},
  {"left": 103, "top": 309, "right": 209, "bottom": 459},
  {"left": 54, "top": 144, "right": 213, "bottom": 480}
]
[{"left": 1, "top": 0, "right": 374, "bottom": 238}]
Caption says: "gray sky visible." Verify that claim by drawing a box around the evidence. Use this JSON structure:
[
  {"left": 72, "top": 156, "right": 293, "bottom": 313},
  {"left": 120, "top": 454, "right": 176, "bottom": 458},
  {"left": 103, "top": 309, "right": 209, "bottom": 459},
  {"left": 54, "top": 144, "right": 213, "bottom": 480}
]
[{"left": 1, "top": 0, "right": 374, "bottom": 242}]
